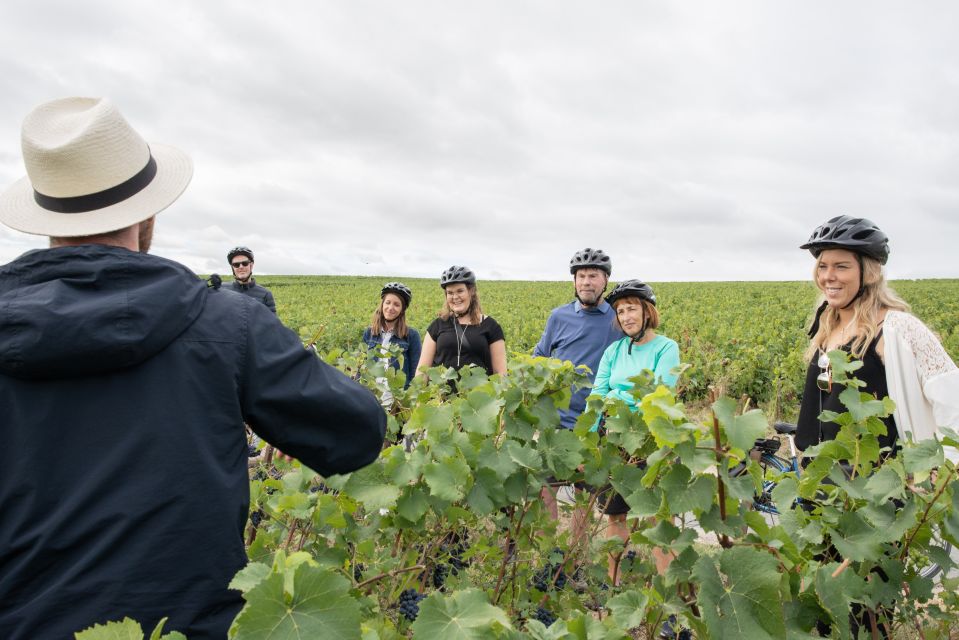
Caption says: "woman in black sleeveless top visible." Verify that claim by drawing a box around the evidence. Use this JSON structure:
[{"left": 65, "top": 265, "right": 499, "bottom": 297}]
[
  {"left": 415, "top": 265, "right": 507, "bottom": 379},
  {"left": 795, "top": 216, "right": 959, "bottom": 638},
  {"left": 797, "top": 333, "right": 898, "bottom": 453},
  {"left": 796, "top": 216, "right": 909, "bottom": 454}
]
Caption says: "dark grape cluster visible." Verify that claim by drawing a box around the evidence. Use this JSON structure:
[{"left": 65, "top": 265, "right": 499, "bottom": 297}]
[
  {"left": 247, "top": 443, "right": 259, "bottom": 458},
  {"left": 250, "top": 509, "right": 264, "bottom": 528},
  {"left": 252, "top": 469, "right": 267, "bottom": 481},
  {"left": 531, "top": 548, "right": 568, "bottom": 592},
  {"left": 397, "top": 588, "right": 426, "bottom": 621},
  {"left": 431, "top": 563, "right": 450, "bottom": 589},
  {"left": 309, "top": 482, "right": 327, "bottom": 494},
  {"left": 352, "top": 562, "right": 364, "bottom": 582},
  {"left": 531, "top": 606, "right": 556, "bottom": 627}
]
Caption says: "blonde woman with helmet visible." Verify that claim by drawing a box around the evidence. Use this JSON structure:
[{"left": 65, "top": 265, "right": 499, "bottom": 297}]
[
  {"left": 796, "top": 215, "right": 959, "bottom": 459},
  {"left": 362, "top": 282, "right": 421, "bottom": 389},
  {"left": 416, "top": 265, "right": 507, "bottom": 378}
]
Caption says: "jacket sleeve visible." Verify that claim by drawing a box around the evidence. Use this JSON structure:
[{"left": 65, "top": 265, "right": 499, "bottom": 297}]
[
  {"left": 264, "top": 289, "right": 277, "bottom": 314},
  {"left": 404, "top": 329, "right": 422, "bottom": 387},
  {"left": 241, "top": 301, "right": 385, "bottom": 476}
]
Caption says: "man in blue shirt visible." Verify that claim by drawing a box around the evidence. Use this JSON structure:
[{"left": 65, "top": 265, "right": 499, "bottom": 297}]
[{"left": 533, "top": 248, "right": 621, "bottom": 529}]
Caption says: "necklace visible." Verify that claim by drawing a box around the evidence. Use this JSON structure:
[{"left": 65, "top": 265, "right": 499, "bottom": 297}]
[
  {"left": 453, "top": 317, "right": 468, "bottom": 368},
  {"left": 839, "top": 317, "right": 856, "bottom": 342}
]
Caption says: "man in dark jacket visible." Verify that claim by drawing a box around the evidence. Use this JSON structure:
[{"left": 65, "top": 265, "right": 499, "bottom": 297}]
[
  {"left": 0, "top": 97, "right": 386, "bottom": 639},
  {"left": 227, "top": 245, "right": 277, "bottom": 313}
]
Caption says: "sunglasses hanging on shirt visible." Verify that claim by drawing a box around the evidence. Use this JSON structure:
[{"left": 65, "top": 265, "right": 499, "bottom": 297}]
[{"left": 816, "top": 350, "right": 832, "bottom": 393}]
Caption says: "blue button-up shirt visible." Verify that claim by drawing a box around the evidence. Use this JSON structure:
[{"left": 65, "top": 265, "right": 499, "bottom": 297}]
[{"left": 533, "top": 300, "right": 622, "bottom": 428}]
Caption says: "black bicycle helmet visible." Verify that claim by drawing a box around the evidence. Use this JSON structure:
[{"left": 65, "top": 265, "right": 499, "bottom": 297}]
[
  {"left": 799, "top": 216, "right": 889, "bottom": 265},
  {"left": 569, "top": 247, "right": 612, "bottom": 275},
  {"left": 381, "top": 281, "right": 412, "bottom": 307},
  {"left": 605, "top": 279, "right": 656, "bottom": 307},
  {"left": 227, "top": 246, "right": 254, "bottom": 263},
  {"left": 439, "top": 265, "right": 476, "bottom": 288}
]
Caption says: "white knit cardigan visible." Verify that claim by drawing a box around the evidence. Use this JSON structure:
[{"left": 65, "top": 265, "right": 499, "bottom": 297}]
[{"left": 883, "top": 310, "right": 959, "bottom": 461}]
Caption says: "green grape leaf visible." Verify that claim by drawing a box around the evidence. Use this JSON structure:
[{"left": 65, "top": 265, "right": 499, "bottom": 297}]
[
  {"left": 410, "top": 589, "right": 512, "bottom": 639},
  {"left": 459, "top": 390, "right": 503, "bottom": 435},
  {"left": 903, "top": 438, "right": 944, "bottom": 477},
  {"left": 75, "top": 618, "right": 145, "bottom": 640},
  {"left": 623, "top": 486, "right": 663, "bottom": 518},
  {"left": 537, "top": 427, "right": 584, "bottom": 479},
  {"left": 381, "top": 445, "right": 423, "bottom": 486},
  {"left": 726, "top": 410, "right": 770, "bottom": 454},
  {"left": 396, "top": 485, "right": 430, "bottom": 523},
  {"left": 503, "top": 439, "right": 541, "bottom": 470},
  {"left": 838, "top": 387, "right": 888, "bottom": 424},
  {"left": 231, "top": 564, "right": 361, "bottom": 640},
  {"left": 646, "top": 416, "right": 688, "bottom": 448},
  {"left": 423, "top": 455, "right": 472, "bottom": 502},
  {"left": 863, "top": 465, "right": 905, "bottom": 503},
  {"left": 605, "top": 589, "right": 649, "bottom": 629},
  {"left": 813, "top": 562, "right": 866, "bottom": 640},
  {"left": 342, "top": 463, "right": 400, "bottom": 511},
  {"left": 229, "top": 562, "right": 272, "bottom": 593},
  {"left": 530, "top": 394, "right": 561, "bottom": 431},
  {"left": 693, "top": 546, "right": 786, "bottom": 640},
  {"left": 466, "top": 468, "right": 506, "bottom": 515},
  {"left": 770, "top": 475, "right": 799, "bottom": 515},
  {"left": 828, "top": 512, "right": 883, "bottom": 562},
  {"left": 407, "top": 403, "right": 455, "bottom": 436},
  {"left": 476, "top": 440, "right": 519, "bottom": 480}
]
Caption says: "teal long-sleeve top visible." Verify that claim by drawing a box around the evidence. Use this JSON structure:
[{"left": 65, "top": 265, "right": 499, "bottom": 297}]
[{"left": 590, "top": 334, "right": 681, "bottom": 407}]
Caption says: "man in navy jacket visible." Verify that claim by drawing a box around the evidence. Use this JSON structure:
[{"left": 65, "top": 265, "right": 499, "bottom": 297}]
[
  {"left": 227, "top": 245, "right": 277, "bottom": 313},
  {"left": 0, "top": 97, "right": 385, "bottom": 639}
]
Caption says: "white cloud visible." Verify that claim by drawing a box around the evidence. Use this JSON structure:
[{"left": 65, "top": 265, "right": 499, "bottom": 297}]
[{"left": 1, "top": 0, "right": 957, "bottom": 282}]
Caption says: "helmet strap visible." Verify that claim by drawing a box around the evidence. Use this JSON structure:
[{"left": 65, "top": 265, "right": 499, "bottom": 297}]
[
  {"left": 627, "top": 319, "right": 650, "bottom": 355},
  {"left": 840, "top": 254, "right": 865, "bottom": 310}
]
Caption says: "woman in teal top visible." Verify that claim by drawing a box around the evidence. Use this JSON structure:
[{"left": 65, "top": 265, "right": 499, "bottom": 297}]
[
  {"left": 592, "top": 279, "right": 680, "bottom": 406},
  {"left": 589, "top": 280, "right": 682, "bottom": 603}
]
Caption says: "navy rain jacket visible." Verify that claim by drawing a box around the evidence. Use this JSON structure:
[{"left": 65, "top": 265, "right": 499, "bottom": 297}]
[{"left": 0, "top": 245, "right": 386, "bottom": 639}]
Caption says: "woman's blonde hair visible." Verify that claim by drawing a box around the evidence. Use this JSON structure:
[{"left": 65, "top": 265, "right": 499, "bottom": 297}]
[
  {"left": 611, "top": 296, "right": 660, "bottom": 332},
  {"left": 439, "top": 284, "right": 483, "bottom": 324},
  {"left": 369, "top": 294, "right": 410, "bottom": 339},
  {"left": 804, "top": 254, "right": 910, "bottom": 362}
]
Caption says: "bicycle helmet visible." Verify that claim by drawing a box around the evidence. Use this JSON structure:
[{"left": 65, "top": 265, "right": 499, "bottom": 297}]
[
  {"left": 439, "top": 265, "right": 476, "bottom": 288},
  {"left": 381, "top": 281, "right": 412, "bottom": 307},
  {"left": 227, "top": 246, "right": 254, "bottom": 264},
  {"left": 569, "top": 248, "right": 612, "bottom": 275},
  {"left": 799, "top": 216, "right": 889, "bottom": 265},
  {"left": 605, "top": 279, "right": 656, "bottom": 307}
]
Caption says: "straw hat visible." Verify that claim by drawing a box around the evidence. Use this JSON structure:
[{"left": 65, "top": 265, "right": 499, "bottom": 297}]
[{"left": 0, "top": 97, "right": 192, "bottom": 237}]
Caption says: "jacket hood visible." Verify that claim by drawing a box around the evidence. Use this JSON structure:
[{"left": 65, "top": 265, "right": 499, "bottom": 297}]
[{"left": 0, "top": 245, "right": 206, "bottom": 380}]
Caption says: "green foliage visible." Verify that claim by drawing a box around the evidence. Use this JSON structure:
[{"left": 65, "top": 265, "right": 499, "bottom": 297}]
[
  {"left": 75, "top": 617, "right": 186, "bottom": 640},
  {"left": 261, "top": 275, "right": 959, "bottom": 416},
  {"left": 226, "top": 348, "right": 959, "bottom": 638},
  {"left": 82, "top": 314, "right": 959, "bottom": 638}
]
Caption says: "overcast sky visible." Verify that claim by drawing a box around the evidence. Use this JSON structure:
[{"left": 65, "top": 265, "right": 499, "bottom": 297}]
[{"left": 1, "top": 1, "right": 957, "bottom": 281}]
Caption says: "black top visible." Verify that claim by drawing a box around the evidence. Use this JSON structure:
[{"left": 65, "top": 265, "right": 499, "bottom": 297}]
[
  {"left": 796, "top": 332, "right": 898, "bottom": 454},
  {"left": 427, "top": 315, "right": 505, "bottom": 375},
  {"left": 0, "top": 245, "right": 385, "bottom": 639},
  {"left": 229, "top": 277, "right": 276, "bottom": 313}
]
